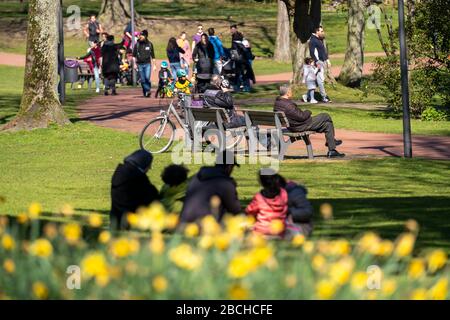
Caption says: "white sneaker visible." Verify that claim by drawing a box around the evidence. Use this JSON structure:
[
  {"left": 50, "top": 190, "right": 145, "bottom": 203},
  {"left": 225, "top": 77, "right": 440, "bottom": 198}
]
[
  {"left": 302, "top": 94, "right": 308, "bottom": 103},
  {"left": 310, "top": 99, "right": 318, "bottom": 104},
  {"left": 96, "top": 88, "right": 100, "bottom": 93}
]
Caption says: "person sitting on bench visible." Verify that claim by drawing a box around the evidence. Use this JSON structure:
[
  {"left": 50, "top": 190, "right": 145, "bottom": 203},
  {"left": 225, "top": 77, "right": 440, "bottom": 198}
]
[
  {"left": 203, "top": 75, "right": 245, "bottom": 128},
  {"left": 274, "top": 84, "right": 344, "bottom": 158}
]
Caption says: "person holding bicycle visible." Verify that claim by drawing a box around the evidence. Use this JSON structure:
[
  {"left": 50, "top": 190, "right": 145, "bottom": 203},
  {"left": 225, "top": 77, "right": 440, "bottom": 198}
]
[{"left": 171, "top": 69, "right": 193, "bottom": 109}]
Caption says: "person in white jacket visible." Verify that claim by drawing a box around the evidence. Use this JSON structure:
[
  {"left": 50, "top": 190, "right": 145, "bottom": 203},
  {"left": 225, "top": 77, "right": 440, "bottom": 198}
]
[{"left": 302, "top": 57, "right": 319, "bottom": 104}]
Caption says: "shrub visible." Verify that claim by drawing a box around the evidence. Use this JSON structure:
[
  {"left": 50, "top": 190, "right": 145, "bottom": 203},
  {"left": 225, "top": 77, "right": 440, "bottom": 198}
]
[{"left": 421, "top": 106, "right": 449, "bottom": 122}]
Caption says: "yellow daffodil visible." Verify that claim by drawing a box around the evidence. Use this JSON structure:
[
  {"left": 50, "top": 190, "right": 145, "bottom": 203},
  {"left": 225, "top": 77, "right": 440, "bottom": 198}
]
[
  {"left": 329, "top": 239, "right": 351, "bottom": 256},
  {"left": 16, "top": 213, "right": 29, "bottom": 224},
  {"left": 149, "top": 232, "right": 165, "bottom": 255},
  {"left": 152, "top": 275, "right": 168, "bottom": 293},
  {"left": 316, "top": 279, "right": 336, "bottom": 299},
  {"left": 164, "top": 213, "right": 179, "bottom": 230},
  {"left": 381, "top": 279, "right": 397, "bottom": 297},
  {"left": 228, "top": 253, "right": 257, "bottom": 278},
  {"left": 169, "top": 244, "right": 202, "bottom": 271},
  {"left": 328, "top": 257, "right": 355, "bottom": 285},
  {"left": 29, "top": 239, "right": 53, "bottom": 258},
  {"left": 81, "top": 251, "right": 109, "bottom": 285},
  {"left": 3, "top": 259, "right": 15, "bottom": 273},
  {"left": 136, "top": 202, "right": 166, "bottom": 231},
  {"left": 410, "top": 288, "right": 428, "bottom": 300},
  {"left": 228, "top": 283, "right": 250, "bottom": 300},
  {"left": 61, "top": 223, "right": 82, "bottom": 245},
  {"left": 405, "top": 219, "right": 419, "bottom": 234},
  {"left": 357, "top": 232, "right": 381, "bottom": 255},
  {"left": 408, "top": 259, "right": 426, "bottom": 279},
  {"left": 1, "top": 234, "right": 15, "bottom": 251},
  {"left": 303, "top": 241, "right": 315, "bottom": 254},
  {"left": 60, "top": 204, "right": 74, "bottom": 216},
  {"left": 215, "top": 233, "right": 231, "bottom": 251},
  {"left": 127, "top": 213, "right": 139, "bottom": 228},
  {"left": 319, "top": 203, "right": 333, "bottom": 220},
  {"left": 202, "top": 215, "right": 222, "bottom": 236},
  {"left": 427, "top": 249, "right": 447, "bottom": 273},
  {"left": 312, "top": 254, "right": 327, "bottom": 272},
  {"left": 110, "top": 237, "right": 139, "bottom": 259},
  {"left": 88, "top": 213, "right": 103, "bottom": 228},
  {"left": 98, "top": 231, "right": 111, "bottom": 244},
  {"left": 350, "top": 272, "right": 368, "bottom": 291},
  {"left": 32, "top": 282, "right": 49, "bottom": 300},
  {"left": 269, "top": 219, "right": 284, "bottom": 235},
  {"left": 291, "top": 234, "right": 305, "bottom": 247},
  {"left": 247, "top": 233, "right": 267, "bottom": 248},
  {"left": 28, "top": 202, "right": 42, "bottom": 218},
  {"left": 376, "top": 240, "right": 394, "bottom": 256},
  {"left": 184, "top": 223, "right": 200, "bottom": 238},
  {"left": 394, "top": 233, "right": 415, "bottom": 258},
  {"left": 428, "top": 277, "right": 448, "bottom": 300},
  {"left": 198, "top": 235, "right": 214, "bottom": 250}
]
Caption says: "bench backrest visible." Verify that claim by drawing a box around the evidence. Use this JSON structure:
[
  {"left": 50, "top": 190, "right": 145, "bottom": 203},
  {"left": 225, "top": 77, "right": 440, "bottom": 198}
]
[
  {"left": 187, "top": 107, "right": 230, "bottom": 123},
  {"left": 78, "top": 61, "right": 93, "bottom": 74},
  {"left": 240, "top": 109, "right": 290, "bottom": 128}
]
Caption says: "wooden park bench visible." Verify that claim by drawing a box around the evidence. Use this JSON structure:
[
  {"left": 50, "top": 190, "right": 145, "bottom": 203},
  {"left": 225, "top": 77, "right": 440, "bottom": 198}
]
[
  {"left": 77, "top": 60, "right": 96, "bottom": 89},
  {"left": 184, "top": 106, "right": 247, "bottom": 152},
  {"left": 240, "top": 109, "right": 315, "bottom": 160}
]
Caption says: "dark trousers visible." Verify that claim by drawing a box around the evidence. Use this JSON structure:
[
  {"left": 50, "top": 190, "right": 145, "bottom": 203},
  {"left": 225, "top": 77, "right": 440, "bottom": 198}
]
[
  {"left": 291, "top": 113, "right": 336, "bottom": 151},
  {"left": 104, "top": 73, "right": 117, "bottom": 92}
]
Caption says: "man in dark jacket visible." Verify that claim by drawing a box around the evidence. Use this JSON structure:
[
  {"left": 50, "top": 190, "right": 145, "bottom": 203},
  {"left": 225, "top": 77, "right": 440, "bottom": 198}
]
[
  {"left": 309, "top": 26, "right": 331, "bottom": 102},
  {"left": 110, "top": 150, "right": 159, "bottom": 230},
  {"left": 274, "top": 85, "right": 344, "bottom": 158},
  {"left": 101, "top": 35, "right": 121, "bottom": 96},
  {"left": 133, "top": 30, "right": 156, "bottom": 97},
  {"left": 180, "top": 151, "right": 241, "bottom": 223}
]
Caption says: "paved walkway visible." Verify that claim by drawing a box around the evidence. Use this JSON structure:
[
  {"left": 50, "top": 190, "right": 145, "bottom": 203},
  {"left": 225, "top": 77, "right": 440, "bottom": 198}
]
[{"left": 77, "top": 88, "right": 450, "bottom": 160}]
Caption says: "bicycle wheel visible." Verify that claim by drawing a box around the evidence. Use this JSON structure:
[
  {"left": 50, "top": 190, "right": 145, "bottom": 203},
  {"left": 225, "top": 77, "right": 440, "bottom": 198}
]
[
  {"left": 203, "top": 127, "right": 245, "bottom": 151},
  {"left": 139, "top": 117, "right": 176, "bottom": 154}
]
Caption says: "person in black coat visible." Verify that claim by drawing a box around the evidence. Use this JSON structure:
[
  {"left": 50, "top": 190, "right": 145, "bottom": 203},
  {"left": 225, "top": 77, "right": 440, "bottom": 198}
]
[
  {"left": 110, "top": 150, "right": 159, "bottom": 230},
  {"left": 180, "top": 151, "right": 241, "bottom": 223},
  {"left": 101, "top": 35, "right": 121, "bottom": 96},
  {"left": 193, "top": 34, "right": 215, "bottom": 93}
]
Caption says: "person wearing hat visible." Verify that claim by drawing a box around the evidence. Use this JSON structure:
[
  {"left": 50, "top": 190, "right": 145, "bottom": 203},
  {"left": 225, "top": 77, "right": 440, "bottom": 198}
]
[
  {"left": 155, "top": 61, "right": 173, "bottom": 98},
  {"left": 133, "top": 30, "right": 156, "bottom": 97},
  {"left": 179, "top": 150, "right": 241, "bottom": 223},
  {"left": 110, "top": 150, "right": 159, "bottom": 230}
]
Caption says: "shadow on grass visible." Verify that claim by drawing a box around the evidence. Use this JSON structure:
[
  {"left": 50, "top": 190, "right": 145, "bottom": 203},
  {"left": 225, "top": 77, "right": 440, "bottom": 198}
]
[{"left": 310, "top": 196, "right": 450, "bottom": 252}]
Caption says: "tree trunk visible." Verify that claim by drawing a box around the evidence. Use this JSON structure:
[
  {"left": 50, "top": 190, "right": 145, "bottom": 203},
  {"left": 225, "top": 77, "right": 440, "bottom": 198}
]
[
  {"left": 1, "top": 0, "right": 69, "bottom": 132},
  {"left": 99, "top": 0, "right": 140, "bottom": 31},
  {"left": 274, "top": 0, "right": 291, "bottom": 62},
  {"left": 291, "top": 31, "right": 309, "bottom": 84},
  {"left": 339, "top": 0, "right": 366, "bottom": 87}
]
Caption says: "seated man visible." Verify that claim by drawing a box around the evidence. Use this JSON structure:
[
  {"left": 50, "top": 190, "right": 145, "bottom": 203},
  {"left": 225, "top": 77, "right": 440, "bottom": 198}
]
[
  {"left": 203, "top": 75, "right": 246, "bottom": 128},
  {"left": 274, "top": 85, "right": 344, "bottom": 158},
  {"left": 179, "top": 150, "right": 241, "bottom": 223},
  {"left": 110, "top": 150, "right": 159, "bottom": 230}
]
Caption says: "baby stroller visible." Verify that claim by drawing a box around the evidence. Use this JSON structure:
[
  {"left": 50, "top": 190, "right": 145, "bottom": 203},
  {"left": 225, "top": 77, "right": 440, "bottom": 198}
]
[{"left": 221, "top": 58, "right": 237, "bottom": 90}]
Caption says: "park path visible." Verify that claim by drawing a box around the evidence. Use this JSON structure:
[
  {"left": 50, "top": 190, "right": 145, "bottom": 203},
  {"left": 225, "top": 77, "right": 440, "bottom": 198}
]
[
  {"left": 0, "top": 51, "right": 375, "bottom": 84},
  {"left": 77, "top": 88, "right": 450, "bottom": 160}
]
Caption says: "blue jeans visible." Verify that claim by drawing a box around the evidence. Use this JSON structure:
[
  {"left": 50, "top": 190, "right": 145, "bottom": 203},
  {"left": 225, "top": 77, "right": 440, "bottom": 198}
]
[
  {"left": 93, "top": 66, "right": 100, "bottom": 90},
  {"left": 170, "top": 62, "right": 181, "bottom": 80},
  {"left": 138, "top": 63, "right": 151, "bottom": 95}
]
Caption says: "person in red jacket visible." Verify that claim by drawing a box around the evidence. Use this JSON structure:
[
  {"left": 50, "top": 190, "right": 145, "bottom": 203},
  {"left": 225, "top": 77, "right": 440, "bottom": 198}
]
[{"left": 246, "top": 168, "right": 288, "bottom": 237}]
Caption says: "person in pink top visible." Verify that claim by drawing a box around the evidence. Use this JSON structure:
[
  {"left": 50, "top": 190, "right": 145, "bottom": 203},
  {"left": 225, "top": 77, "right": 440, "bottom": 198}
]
[
  {"left": 246, "top": 168, "right": 288, "bottom": 237},
  {"left": 177, "top": 31, "right": 192, "bottom": 76}
]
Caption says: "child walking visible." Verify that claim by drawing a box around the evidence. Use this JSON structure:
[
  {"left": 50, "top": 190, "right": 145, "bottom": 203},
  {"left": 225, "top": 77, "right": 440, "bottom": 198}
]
[
  {"left": 302, "top": 57, "right": 318, "bottom": 104},
  {"left": 245, "top": 168, "right": 288, "bottom": 238}
]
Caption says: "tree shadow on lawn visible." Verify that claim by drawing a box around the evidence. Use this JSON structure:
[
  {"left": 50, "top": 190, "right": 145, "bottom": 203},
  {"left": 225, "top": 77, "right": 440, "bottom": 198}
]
[{"left": 310, "top": 196, "right": 450, "bottom": 252}]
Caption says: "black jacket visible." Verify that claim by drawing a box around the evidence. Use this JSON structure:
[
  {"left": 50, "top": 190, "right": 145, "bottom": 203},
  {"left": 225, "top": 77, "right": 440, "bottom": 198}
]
[
  {"left": 110, "top": 163, "right": 159, "bottom": 230},
  {"left": 167, "top": 46, "right": 185, "bottom": 64},
  {"left": 285, "top": 182, "right": 314, "bottom": 236},
  {"left": 193, "top": 42, "right": 215, "bottom": 75},
  {"left": 101, "top": 41, "right": 120, "bottom": 75},
  {"left": 274, "top": 97, "right": 312, "bottom": 128},
  {"left": 309, "top": 34, "right": 328, "bottom": 62},
  {"left": 180, "top": 166, "right": 241, "bottom": 223},
  {"left": 133, "top": 39, "right": 155, "bottom": 64}
]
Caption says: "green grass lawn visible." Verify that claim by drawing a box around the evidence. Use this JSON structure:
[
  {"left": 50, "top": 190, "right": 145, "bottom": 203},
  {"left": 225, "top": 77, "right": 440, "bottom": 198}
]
[{"left": 0, "top": 65, "right": 449, "bottom": 252}]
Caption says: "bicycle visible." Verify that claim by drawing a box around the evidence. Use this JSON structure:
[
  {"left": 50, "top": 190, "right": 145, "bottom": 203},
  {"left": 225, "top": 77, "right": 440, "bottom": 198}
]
[{"left": 139, "top": 92, "right": 245, "bottom": 154}]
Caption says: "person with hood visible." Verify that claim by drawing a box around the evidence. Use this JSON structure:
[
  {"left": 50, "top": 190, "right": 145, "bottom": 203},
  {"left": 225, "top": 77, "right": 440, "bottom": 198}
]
[
  {"left": 180, "top": 151, "right": 241, "bottom": 223},
  {"left": 159, "top": 164, "right": 190, "bottom": 214},
  {"left": 192, "top": 33, "right": 215, "bottom": 93},
  {"left": 246, "top": 168, "right": 288, "bottom": 238},
  {"left": 101, "top": 35, "right": 121, "bottom": 96},
  {"left": 110, "top": 150, "right": 159, "bottom": 230},
  {"left": 274, "top": 84, "right": 345, "bottom": 158},
  {"left": 133, "top": 30, "right": 156, "bottom": 97},
  {"left": 278, "top": 175, "right": 314, "bottom": 237}
]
